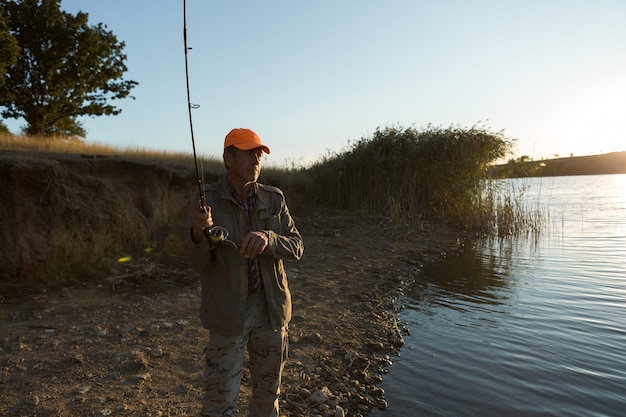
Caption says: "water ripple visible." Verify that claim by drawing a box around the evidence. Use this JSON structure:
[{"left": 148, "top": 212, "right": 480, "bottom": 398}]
[{"left": 373, "top": 174, "right": 626, "bottom": 417}]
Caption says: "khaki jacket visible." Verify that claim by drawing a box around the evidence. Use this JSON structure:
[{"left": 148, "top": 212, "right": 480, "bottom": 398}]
[{"left": 187, "top": 178, "right": 304, "bottom": 336}]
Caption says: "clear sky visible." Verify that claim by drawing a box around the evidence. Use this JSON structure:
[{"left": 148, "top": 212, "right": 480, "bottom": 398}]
[{"left": 5, "top": 0, "right": 626, "bottom": 166}]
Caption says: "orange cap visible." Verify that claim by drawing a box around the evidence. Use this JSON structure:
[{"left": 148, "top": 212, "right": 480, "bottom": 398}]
[{"left": 224, "top": 128, "right": 270, "bottom": 154}]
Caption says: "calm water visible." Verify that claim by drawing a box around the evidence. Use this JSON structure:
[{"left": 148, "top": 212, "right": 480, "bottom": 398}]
[{"left": 371, "top": 174, "right": 626, "bottom": 417}]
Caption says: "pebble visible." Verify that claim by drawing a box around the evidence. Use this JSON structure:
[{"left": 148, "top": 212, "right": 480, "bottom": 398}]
[
  {"left": 26, "top": 395, "right": 39, "bottom": 406},
  {"left": 135, "top": 372, "right": 151, "bottom": 381},
  {"left": 309, "top": 389, "right": 330, "bottom": 404},
  {"left": 376, "top": 399, "right": 389, "bottom": 410},
  {"left": 304, "top": 332, "right": 324, "bottom": 343},
  {"left": 317, "top": 402, "right": 329, "bottom": 413},
  {"left": 357, "top": 403, "right": 369, "bottom": 412},
  {"left": 11, "top": 341, "right": 27, "bottom": 351},
  {"left": 76, "top": 385, "right": 91, "bottom": 394},
  {"left": 94, "top": 326, "right": 107, "bottom": 336}
]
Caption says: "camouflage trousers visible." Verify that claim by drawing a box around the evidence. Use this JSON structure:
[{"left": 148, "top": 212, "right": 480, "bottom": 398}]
[{"left": 200, "top": 291, "right": 288, "bottom": 417}]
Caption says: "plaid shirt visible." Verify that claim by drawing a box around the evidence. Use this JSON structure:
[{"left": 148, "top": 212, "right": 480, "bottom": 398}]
[{"left": 233, "top": 182, "right": 263, "bottom": 293}]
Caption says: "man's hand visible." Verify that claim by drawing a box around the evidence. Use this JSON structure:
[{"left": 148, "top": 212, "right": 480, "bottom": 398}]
[
  {"left": 190, "top": 200, "right": 213, "bottom": 243},
  {"left": 239, "top": 231, "right": 268, "bottom": 259}
]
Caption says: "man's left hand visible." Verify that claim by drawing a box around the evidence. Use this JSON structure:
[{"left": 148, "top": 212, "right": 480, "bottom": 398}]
[{"left": 239, "top": 231, "right": 268, "bottom": 259}]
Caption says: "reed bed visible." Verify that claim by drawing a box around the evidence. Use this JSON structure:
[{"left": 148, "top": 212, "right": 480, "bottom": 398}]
[
  {"left": 298, "top": 124, "right": 540, "bottom": 236},
  {"left": 1, "top": 126, "right": 541, "bottom": 238}
]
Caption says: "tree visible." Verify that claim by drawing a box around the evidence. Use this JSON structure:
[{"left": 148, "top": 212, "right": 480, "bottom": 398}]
[
  {"left": 0, "top": 9, "right": 19, "bottom": 85},
  {"left": 0, "top": 0, "right": 137, "bottom": 137},
  {"left": 0, "top": 6, "right": 19, "bottom": 133}
]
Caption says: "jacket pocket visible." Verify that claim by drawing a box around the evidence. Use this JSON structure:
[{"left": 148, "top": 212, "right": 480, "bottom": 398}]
[{"left": 264, "top": 213, "right": 282, "bottom": 233}]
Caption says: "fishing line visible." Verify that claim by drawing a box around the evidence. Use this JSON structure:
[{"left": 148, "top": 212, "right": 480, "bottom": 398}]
[{"left": 183, "top": 0, "right": 236, "bottom": 249}]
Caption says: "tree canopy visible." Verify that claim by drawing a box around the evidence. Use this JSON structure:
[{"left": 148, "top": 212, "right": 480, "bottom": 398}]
[
  {"left": 0, "top": 0, "right": 137, "bottom": 137},
  {"left": 0, "top": 10, "right": 18, "bottom": 85}
]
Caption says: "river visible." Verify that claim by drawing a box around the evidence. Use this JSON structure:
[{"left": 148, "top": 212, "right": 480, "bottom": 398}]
[{"left": 371, "top": 174, "right": 626, "bottom": 417}]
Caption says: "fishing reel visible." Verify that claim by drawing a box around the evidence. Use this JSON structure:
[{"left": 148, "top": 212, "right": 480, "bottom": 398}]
[
  {"left": 204, "top": 225, "right": 237, "bottom": 262},
  {"left": 205, "top": 225, "right": 227, "bottom": 246},
  {"left": 204, "top": 226, "right": 238, "bottom": 249}
]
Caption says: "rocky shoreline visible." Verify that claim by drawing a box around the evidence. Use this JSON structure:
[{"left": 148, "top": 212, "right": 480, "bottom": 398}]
[
  {"left": 277, "top": 215, "right": 463, "bottom": 417},
  {"left": 1, "top": 215, "right": 463, "bottom": 416}
]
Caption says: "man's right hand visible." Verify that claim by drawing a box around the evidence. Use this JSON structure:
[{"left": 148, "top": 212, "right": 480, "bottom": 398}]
[{"left": 190, "top": 200, "right": 213, "bottom": 243}]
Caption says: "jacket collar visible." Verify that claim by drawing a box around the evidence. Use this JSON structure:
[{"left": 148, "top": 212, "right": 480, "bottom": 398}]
[{"left": 216, "top": 177, "right": 271, "bottom": 210}]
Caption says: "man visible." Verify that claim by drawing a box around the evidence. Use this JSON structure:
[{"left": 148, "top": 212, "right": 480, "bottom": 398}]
[{"left": 187, "top": 128, "right": 304, "bottom": 417}]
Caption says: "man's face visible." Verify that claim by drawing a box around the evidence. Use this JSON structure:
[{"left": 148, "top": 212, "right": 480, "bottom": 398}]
[{"left": 226, "top": 147, "right": 263, "bottom": 184}]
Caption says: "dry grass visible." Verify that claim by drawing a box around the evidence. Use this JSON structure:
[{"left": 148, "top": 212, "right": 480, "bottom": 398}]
[
  {"left": 0, "top": 132, "right": 223, "bottom": 171},
  {"left": 0, "top": 129, "right": 543, "bottom": 296}
]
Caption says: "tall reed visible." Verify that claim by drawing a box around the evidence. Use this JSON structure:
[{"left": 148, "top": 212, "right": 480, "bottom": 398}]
[
  {"left": 300, "top": 124, "right": 525, "bottom": 234},
  {"left": 2, "top": 127, "right": 540, "bottom": 237}
]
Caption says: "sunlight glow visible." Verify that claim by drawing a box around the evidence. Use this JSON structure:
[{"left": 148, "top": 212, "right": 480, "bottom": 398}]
[{"left": 565, "top": 82, "right": 626, "bottom": 157}]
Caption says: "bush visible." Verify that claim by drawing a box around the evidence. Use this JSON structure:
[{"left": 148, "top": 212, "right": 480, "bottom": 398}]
[{"left": 301, "top": 124, "right": 514, "bottom": 228}]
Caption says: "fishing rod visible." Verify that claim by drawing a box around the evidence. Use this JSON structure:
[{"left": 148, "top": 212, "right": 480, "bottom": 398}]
[
  {"left": 183, "top": 0, "right": 204, "bottom": 211},
  {"left": 183, "top": 0, "right": 236, "bottom": 249}
]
